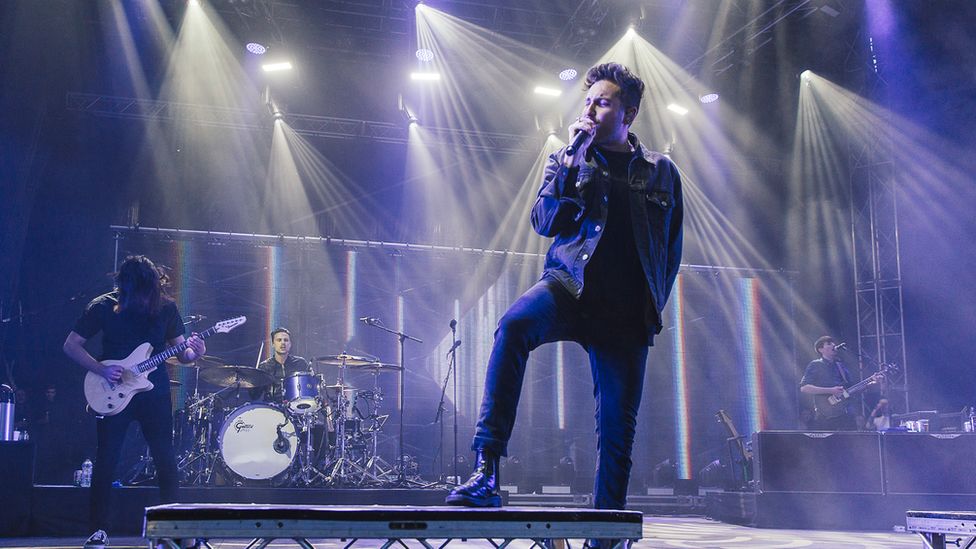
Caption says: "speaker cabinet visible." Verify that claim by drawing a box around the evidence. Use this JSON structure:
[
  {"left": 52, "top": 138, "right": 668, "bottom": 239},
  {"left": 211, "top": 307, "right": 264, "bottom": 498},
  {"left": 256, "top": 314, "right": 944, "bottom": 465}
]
[
  {"left": 0, "top": 441, "right": 34, "bottom": 536},
  {"left": 754, "top": 431, "right": 883, "bottom": 494},
  {"left": 883, "top": 432, "right": 976, "bottom": 495}
]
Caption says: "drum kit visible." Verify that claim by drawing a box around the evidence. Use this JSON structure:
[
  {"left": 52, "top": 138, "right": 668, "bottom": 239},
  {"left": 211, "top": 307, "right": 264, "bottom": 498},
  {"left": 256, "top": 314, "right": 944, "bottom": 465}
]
[{"left": 167, "top": 353, "right": 402, "bottom": 487}]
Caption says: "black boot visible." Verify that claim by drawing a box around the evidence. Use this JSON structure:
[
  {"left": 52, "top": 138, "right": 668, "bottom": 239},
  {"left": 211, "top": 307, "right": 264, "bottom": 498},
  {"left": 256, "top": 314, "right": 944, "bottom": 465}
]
[{"left": 445, "top": 450, "right": 502, "bottom": 507}]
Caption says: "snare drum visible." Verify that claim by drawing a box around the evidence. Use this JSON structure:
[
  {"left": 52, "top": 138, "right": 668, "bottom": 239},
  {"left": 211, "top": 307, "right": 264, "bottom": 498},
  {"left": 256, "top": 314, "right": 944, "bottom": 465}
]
[
  {"left": 282, "top": 372, "right": 322, "bottom": 414},
  {"left": 219, "top": 403, "right": 296, "bottom": 480}
]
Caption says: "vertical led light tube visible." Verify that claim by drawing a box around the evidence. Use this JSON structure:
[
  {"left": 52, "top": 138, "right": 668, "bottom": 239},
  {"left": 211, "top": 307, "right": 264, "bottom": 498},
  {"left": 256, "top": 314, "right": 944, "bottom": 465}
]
[
  {"left": 738, "top": 278, "right": 765, "bottom": 434},
  {"left": 669, "top": 274, "right": 691, "bottom": 479}
]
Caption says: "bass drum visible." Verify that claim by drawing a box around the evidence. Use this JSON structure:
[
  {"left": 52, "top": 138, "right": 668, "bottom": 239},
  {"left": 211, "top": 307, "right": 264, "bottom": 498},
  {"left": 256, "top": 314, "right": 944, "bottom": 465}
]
[{"left": 219, "top": 403, "right": 296, "bottom": 480}]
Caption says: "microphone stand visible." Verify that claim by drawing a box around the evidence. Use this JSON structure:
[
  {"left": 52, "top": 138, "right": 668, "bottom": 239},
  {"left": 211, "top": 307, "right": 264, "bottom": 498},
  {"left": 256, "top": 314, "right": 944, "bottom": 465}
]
[
  {"left": 431, "top": 321, "right": 461, "bottom": 485},
  {"left": 362, "top": 317, "right": 422, "bottom": 486}
]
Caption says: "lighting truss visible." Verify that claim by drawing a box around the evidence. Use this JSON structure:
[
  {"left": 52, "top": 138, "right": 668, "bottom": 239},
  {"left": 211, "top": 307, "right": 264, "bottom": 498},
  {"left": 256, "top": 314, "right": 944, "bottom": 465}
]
[
  {"left": 67, "top": 92, "right": 538, "bottom": 154},
  {"left": 849, "top": 66, "right": 909, "bottom": 414}
]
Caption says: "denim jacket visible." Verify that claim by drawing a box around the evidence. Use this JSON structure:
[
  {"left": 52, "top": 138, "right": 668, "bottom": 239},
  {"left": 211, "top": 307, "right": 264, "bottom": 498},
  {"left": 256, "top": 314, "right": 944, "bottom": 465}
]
[{"left": 530, "top": 133, "right": 683, "bottom": 335}]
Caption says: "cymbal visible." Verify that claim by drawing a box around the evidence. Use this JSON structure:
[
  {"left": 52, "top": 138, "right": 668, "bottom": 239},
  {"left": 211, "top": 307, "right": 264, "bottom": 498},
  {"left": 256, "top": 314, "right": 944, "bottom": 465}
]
[
  {"left": 199, "top": 365, "right": 274, "bottom": 388},
  {"left": 164, "top": 355, "right": 225, "bottom": 369},
  {"left": 348, "top": 362, "right": 402, "bottom": 372},
  {"left": 313, "top": 353, "right": 376, "bottom": 367}
]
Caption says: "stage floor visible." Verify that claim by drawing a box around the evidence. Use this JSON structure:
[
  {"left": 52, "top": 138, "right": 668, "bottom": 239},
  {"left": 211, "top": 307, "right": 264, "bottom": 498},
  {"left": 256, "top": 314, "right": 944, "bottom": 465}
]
[{"left": 0, "top": 516, "right": 919, "bottom": 549}]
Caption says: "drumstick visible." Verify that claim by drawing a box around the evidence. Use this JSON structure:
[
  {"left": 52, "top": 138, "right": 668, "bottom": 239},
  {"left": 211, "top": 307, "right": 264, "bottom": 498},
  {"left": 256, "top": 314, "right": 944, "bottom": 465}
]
[{"left": 255, "top": 341, "right": 265, "bottom": 368}]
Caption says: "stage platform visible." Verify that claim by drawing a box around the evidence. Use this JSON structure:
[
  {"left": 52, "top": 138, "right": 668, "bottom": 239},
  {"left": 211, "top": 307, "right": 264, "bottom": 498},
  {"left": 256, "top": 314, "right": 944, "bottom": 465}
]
[
  {"left": 144, "top": 504, "right": 642, "bottom": 547},
  {"left": 0, "top": 516, "right": 922, "bottom": 548},
  {"left": 906, "top": 510, "right": 976, "bottom": 548}
]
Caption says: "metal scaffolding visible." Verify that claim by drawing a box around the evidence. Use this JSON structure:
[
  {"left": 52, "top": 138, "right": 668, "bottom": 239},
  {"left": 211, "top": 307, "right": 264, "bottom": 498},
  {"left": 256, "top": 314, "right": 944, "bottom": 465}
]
[
  {"left": 66, "top": 92, "right": 539, "bottom": 154},
  {"left": 849, "top": 58, "right": 909, "bottom": 413}
]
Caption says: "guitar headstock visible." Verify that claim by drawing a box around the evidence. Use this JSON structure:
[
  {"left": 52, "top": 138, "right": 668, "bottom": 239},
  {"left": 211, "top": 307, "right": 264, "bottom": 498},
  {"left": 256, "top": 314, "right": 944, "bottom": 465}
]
[{"left": 214, "top": 316, "right": 247, "bottom": 333}]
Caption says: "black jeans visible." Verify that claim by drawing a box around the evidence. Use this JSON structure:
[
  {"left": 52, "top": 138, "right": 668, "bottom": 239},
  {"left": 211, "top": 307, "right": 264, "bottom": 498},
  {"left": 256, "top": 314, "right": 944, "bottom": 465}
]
[
  {"left": 472, "top": 278, "right": 649, "bottom": 509},
  {"left": 90, "top": 389, "right": 179, "bottom": 531}
]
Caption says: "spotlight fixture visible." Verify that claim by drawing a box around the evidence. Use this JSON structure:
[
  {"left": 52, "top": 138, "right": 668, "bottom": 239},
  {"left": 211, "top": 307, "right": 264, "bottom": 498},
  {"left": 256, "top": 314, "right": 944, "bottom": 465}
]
[
  {"left": 397, "top": 93, "right": 419, "bottom": 127},
  {"left": 246, "top": 42, "right": 267, "bottom": 55},
  {"left": 666, "top": 104, "right": 689, "bottom": 116},
  {"left": 558, "top": 68, "right": 578, "bottom": 81},
  {"left": 800, "top": 69, "right": 812, "bottom": 80},
  {"left": 533, "top": 86, "right": 562, "bottom": 97},
  {"left": 625, "top": 26, "right": 637, "bottom": 40},
  {"left": 415, "top": 48, "right": 434, "bottom": 62},
  {"left": 262, "top": 61, "right": 293, "bottom": 72},
  {"left": 410, "top": 71, "right": 441, "bottom": 81},
  {"left": 699, "top": 93, "right": 719, "bottom": 104}
]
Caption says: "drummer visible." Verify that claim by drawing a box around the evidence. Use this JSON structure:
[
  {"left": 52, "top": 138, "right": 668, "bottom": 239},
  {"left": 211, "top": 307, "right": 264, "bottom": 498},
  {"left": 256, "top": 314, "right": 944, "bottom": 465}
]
[{"left": 252, "top": 327, "right": 310, "bottom": 402}]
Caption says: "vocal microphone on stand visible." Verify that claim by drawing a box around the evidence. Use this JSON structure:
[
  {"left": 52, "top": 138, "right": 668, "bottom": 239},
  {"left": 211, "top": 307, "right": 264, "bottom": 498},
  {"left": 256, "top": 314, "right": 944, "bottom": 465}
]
[
  {"left": 835, "top": 342, "right": 848, "bottom": 350},
  {"left": 184, "top": 314, "right": 206, "bottom": 325},
  {"left": 359, "top": 316, "right": 378, "bottom": 324},
  {"left": 446, "top": 340, "right": 462, "bottom": 357}
]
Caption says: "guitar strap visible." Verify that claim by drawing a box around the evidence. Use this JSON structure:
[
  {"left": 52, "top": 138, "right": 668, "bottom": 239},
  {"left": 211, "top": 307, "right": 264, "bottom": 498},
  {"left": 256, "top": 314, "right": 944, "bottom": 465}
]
[{"left": 833, "top": 360, "right": 850, "bottom": 385}]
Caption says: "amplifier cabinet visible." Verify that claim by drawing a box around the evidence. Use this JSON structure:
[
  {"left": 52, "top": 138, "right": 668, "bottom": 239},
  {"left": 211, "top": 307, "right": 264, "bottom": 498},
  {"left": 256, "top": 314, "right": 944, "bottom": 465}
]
[
  {"left": 883, "top": 432, "right": 976, "bottom": 495},
  {"left": 754, "top": 431, "right": 883, "bottom": 494}
]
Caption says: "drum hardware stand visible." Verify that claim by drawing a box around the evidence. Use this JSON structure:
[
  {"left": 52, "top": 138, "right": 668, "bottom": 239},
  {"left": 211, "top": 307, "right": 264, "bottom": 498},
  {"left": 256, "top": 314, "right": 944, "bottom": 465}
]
[
  {"left": 431, "top": 319, "right": 461, "bottom": 485},
  {"left": 361, "top": 374, "right": 395, "bottom": 483},
  {"left": 122, "top": 443, "right": 156, "bottom": 485},
  {"left": 282, "top": 412, "right": 328, "bottom": 486},
  {"left": 177, "top": 384, "right": 235, "bottom": 485},
  {"left": 360, "top": 316, "right": 423, "bottom": 487},
  {"left": 324, "top": 356, "right": 382, "bottom": 486}
]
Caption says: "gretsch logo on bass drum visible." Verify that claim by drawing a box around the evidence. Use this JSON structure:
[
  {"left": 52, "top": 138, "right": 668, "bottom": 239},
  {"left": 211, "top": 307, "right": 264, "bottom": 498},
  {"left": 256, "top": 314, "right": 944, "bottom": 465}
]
[{"left": 234, "top": 419, "right": 254, "bottom": 433}]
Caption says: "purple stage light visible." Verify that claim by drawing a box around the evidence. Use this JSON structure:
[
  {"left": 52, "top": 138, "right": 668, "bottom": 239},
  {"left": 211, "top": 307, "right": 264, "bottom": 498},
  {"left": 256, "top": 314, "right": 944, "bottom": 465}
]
[
  {"left": 558, "top": 68, "right": 578, "bottom": 81},
  {"left": 416, "top": 48, "right": 434, "bottom": 62},
  {"left": 246, "top": 42, "right": 267, "bottom": 55}
]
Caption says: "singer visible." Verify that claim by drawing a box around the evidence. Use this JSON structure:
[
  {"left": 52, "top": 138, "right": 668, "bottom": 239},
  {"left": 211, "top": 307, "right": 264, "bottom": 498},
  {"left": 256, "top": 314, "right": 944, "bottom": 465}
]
[
  {"left": 447, "top": 62, "right": 684, "bottom": 531},
  {"left": 799, "top": 336, "right": 859, "bottom": 430}
]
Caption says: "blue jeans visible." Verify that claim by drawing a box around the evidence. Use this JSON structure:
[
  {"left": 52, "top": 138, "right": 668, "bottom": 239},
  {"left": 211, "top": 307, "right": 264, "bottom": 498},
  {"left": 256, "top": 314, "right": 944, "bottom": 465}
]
[{"left": 472, "top": 278, "right": 649, "bottom": 509}]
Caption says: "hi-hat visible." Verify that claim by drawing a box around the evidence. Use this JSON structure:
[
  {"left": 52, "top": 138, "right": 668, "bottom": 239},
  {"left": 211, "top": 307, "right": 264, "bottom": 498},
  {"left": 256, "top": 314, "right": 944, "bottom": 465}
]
[
  {"left": 313, "top": 353, "right": 376, "bottom": 366},
  {"left": 199, "top": 365, "right": 273, "bottom": 388}
]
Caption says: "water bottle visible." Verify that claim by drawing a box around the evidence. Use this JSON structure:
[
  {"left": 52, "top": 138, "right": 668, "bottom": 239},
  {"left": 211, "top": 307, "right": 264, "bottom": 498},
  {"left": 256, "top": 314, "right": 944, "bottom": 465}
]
[{"left": 81, "top": 458, "right": 93, "bottom": 487}]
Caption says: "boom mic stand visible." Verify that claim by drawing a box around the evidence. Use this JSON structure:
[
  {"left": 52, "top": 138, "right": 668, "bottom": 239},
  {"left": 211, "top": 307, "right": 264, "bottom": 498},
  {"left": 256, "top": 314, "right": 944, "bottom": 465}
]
[
  {"left": 361, "top": 316, "right": 422, "bottom": 486},
  {"left": 432, "top": 319, "right": 461, "bottom": 484}
]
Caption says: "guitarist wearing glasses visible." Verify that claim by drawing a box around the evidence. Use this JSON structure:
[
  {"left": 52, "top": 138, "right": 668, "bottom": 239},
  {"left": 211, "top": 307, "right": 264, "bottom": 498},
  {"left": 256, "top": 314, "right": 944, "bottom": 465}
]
[
  {"left": 799, "top": 336, "right": 858, "bottom": 431},
  {"left": 63, "top": 255, "right": 206, "bottom": 549}
]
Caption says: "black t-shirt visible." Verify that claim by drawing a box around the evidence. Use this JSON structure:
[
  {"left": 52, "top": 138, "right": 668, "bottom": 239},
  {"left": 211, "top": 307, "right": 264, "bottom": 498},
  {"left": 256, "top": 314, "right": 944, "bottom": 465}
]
[
  {"left": 252, "top": 354, "right": 310, "bottom": 401},
  {"left": 73, "top": 292, "right": 185, "bottom": 393},
  {"left": 580, "top": 147, "right": 649, "bottom": 341},
  {"left": 800, "top": 357, "right": 851, "bottom": 389}
]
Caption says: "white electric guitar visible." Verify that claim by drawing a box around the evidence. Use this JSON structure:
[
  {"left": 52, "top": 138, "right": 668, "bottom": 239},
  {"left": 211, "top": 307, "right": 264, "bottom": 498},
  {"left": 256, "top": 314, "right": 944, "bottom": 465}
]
[{"left": 84, "top": 316, "right": 246, "bottom": 415}]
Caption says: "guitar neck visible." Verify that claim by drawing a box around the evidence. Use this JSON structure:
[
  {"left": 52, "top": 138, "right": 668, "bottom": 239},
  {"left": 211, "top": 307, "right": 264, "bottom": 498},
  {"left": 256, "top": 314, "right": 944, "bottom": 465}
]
[{"left": 135, "top": 325, "right": 218, "bottom": 374}]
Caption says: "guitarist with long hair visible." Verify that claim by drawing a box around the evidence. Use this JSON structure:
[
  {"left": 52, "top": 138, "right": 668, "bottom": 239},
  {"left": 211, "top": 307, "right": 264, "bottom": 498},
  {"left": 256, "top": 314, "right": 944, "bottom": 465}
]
[
  {"left": 799, "top": 336, "right": 858, "bottom": 431},
  {"left": 63, "top": 255, "right": 205, "bottom": 549}
]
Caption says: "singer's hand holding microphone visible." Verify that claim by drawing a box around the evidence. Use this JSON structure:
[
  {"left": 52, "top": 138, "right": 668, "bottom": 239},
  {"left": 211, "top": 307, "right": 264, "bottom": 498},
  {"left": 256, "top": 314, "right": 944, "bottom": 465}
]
[{"left": 563, "top": 115, "right": 597, "bottom": 168}]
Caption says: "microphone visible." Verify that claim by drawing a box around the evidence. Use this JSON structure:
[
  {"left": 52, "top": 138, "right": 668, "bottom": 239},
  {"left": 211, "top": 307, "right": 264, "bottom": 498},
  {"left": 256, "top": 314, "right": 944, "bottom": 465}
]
[
  {"left": 273, "top": 423, "right": 290, "bottom": 454},
  {"left": 446, "top": 339, "right": 462, "bottom": 356},
  {"left": 184, "top": 314, "right": 206, "bottom": 324},
  {"left": 835, "top": 342, "right": 848, "bottom": 350},
  {"left": 565, "top": 128, "right": 591, "bottom": 156},
  {"left": 449, "top": 319, "right": 457, "bottom": 330},
  {"left": 359, "top": 316, "right": 378, "bottom": 324}
]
